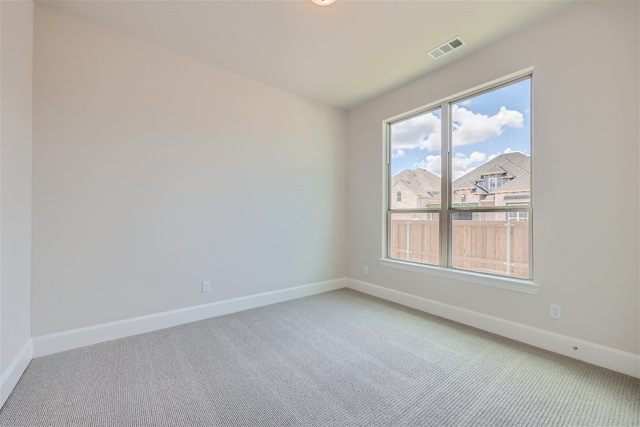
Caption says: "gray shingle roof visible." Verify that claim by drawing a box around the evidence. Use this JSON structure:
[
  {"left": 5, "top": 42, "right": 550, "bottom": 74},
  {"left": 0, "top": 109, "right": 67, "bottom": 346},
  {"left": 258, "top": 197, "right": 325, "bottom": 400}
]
[
  {"left": 453, "top": 152, "right": 530, "bottom": 193},
  {"left": 392, "top": 168, "right": 441, "bottom": 197}
]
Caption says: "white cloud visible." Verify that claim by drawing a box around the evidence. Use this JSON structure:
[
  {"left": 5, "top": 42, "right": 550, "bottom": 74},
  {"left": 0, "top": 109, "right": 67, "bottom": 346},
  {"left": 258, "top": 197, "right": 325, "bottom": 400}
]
[
  {"left": 392, "top": 149, "right": 405, "bottom": 159},
  {"left": 415, "top": 151, "right": 487, "bottom": 179},
  {"left": 452, "top": 151, "right": 486, "bottom": 179},
  {"left": 414, "top": 155, "right": 442, "bottom": 176},
  {"left": 451, "top": 105, "right": 523, "bottom": 147},
  {"left": 391, "top": 105, "right": 524, "bottom": 153},
  {"left": 469, "top": 151, "right": 487, "bottom": 162},
  {"left": 390, "top": 112, "right": 441, "bottom": 152}
]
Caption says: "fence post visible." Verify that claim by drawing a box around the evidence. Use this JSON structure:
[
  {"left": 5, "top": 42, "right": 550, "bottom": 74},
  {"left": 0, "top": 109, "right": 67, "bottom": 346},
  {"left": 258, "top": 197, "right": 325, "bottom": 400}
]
[
  {"left": 505, "top": 222, "right": 514, "bottom": 275},
  {"left": 406, "top": 221, "right": 411, "bottom": 260}
]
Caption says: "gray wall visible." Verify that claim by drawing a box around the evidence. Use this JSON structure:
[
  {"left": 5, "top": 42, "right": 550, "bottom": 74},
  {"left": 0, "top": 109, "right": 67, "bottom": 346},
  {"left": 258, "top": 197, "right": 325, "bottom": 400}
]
[
  {"left": 347, "top": 1, "right": 639, "bottom": 354},
  {"left": 17, "top": 0, "right": 640, "bottom": 367},
  {"left": 1, "top": 0, "right": 33, "bottom": 377},
  {"left": 32, "top": 5, "right": 347, "bottom": 336}
]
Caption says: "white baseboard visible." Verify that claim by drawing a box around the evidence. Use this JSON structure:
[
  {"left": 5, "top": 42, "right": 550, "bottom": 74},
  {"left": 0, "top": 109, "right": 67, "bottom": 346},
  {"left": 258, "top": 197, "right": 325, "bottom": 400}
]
[
  {"left": 347, "top": 278, "right": 640, "bottom": 378},
  {"left": 27, "top": 276, "right": 640, "bottom": 379},
  {"left": 33, "top": 278, "right": 347, "bottom": 358},
  {"left": 1, "top": 339, "right": 33, "bottom": 407}
]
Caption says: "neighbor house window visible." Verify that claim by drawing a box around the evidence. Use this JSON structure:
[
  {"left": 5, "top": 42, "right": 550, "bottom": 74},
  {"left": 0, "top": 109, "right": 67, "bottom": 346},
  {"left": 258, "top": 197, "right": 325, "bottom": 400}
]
[
  {"left": 489, "top": 178, "right": 497, "bottom": 190},
  {"left": 507, "top": 211, "right": 529, "bottom": 221},
  {"left": 386, "top": 73, "right": 532, "bottom": 280},
  {"left": 396, "top": 191, "right": 402, "bottom": 202}
]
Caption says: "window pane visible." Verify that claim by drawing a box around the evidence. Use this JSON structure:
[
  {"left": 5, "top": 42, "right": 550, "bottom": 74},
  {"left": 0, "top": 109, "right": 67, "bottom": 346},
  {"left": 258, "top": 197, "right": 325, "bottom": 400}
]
[
  {"left": 451, "top": 79, "right": 530, "bottom": 209},
  {"left": 389, "top": 212, "right": 439, "bottom": 266},
  {"left": 451, "top": 213, "right": 530, "bottom": 279},
  {"left": 390, "top": 109, "right": 441, "bottom": 210}
]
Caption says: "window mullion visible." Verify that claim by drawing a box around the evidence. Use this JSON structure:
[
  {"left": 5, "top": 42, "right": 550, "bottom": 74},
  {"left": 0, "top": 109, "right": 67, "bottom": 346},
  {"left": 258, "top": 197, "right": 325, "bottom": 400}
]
[{"left": 439, "top": 102, "right": 451, "bottom": 268}]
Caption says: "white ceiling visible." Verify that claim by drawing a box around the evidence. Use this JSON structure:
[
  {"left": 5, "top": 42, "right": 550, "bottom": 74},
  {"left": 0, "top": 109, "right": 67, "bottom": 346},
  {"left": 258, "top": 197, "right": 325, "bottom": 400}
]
[{"left": 38, "top": 0, "right": 570, "bottom": 110}]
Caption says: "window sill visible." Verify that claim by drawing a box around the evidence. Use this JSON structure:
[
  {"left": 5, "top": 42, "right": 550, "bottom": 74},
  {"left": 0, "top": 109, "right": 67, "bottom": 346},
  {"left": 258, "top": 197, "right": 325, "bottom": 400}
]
[{"left": 379, "top": 259, "right": 539, "bottom": 295}]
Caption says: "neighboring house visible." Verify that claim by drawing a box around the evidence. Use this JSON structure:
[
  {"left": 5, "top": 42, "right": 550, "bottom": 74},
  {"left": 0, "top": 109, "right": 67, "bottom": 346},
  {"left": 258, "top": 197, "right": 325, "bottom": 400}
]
[
  {"left": 452, "top": 152, "right": 530, "bottom": 220},
  {"left": 390, "top": 168, "right": 440, "bottom": 220},
  {"left": 391, "top": 152, "right": 530, "bottom": 220},
  {"left": 391, "top": 168, "right": 441, "bottom": 209}
]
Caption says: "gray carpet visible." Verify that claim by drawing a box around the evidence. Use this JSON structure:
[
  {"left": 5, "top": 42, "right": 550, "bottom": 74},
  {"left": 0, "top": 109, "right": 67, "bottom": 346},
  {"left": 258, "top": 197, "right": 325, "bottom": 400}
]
[{"left": 0, "top": 289, "right": 638, "bottom": 427}]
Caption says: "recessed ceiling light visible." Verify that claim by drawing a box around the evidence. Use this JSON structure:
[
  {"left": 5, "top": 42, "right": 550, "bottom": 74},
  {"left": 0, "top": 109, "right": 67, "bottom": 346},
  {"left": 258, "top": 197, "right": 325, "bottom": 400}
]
[{"left": 311, "top": 0, "right": 337, "bottom": 6}]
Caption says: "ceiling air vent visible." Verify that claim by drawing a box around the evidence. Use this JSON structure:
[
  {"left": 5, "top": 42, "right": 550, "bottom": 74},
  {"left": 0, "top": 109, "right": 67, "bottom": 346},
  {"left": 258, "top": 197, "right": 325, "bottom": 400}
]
[{"left": 428, "top": 36, "right": 465, "bottom": 60}]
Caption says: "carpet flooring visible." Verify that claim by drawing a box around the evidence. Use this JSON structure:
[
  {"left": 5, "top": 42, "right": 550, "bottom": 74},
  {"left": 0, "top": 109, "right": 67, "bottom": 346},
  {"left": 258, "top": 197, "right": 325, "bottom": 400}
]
[{"left": 0, "top": 289, "right": 638, "bottom": 426}]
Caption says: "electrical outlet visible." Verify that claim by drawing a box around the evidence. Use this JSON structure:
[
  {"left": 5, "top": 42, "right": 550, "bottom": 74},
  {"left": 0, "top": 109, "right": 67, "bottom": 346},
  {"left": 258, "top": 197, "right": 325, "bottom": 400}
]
[
  {"left": 202, "top": 281, "right": 211, "bottom": 293},
  {"left": 364, "top": 265, "right": 369, "bottom": 274},
  {"left": 550, "top": 304, "right": 561, "bottom": 319}
]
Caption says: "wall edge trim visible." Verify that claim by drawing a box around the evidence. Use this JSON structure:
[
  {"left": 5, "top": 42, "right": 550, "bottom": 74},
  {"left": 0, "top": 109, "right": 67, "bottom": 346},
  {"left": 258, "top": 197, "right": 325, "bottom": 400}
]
[
  {"left": 346, "top": 278, "right": 640, "bottom": 378},
  {"left": 1, "top": 339, "right": 33, "bottom": 407},
  {"left": 33, "top": 278, "right": 347, "bottom": 357}
]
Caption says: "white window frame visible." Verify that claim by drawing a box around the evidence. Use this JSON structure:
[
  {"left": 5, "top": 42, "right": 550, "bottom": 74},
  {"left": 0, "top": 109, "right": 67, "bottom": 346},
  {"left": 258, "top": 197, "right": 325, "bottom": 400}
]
[
  {"left": 507, "top": 211, "right": 529, "bottom": 221},
  {"left": 488, "top": 177, "right": 497, "bottom": 190},
  {"left": 381, "top": 68, "right": 537, "bottom": 294}
]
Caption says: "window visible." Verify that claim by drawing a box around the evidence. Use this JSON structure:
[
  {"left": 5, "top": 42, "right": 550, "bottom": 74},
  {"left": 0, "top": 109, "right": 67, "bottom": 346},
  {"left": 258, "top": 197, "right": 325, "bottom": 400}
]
[
  {"left": 386, "top": 73, "right": 532, "bottom": 280},
  {"left": 507, "top": 211, "right": 529, "bottom": 221},
  {"left": 488, "top": 178, "right": 497, "bottom": 190},
  {"left": 396, "top": 191, "right": 402, "bottom": 202}
]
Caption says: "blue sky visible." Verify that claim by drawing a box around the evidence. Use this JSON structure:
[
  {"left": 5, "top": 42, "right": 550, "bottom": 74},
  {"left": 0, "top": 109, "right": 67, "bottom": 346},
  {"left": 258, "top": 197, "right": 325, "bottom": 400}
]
[{"left": 390, "top": 79, "right": 530, "bottom": 178}]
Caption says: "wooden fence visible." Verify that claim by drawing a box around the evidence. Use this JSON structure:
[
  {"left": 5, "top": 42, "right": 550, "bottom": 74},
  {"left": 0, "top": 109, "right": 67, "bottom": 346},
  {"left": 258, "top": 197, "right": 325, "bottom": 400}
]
[{"left": 390, "top": 219, "right": 529, "bottom": 279}]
